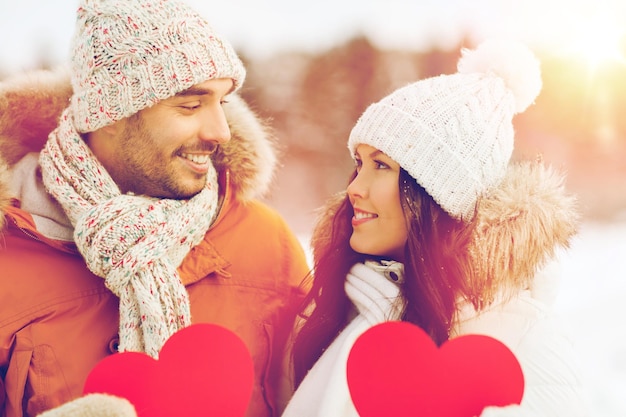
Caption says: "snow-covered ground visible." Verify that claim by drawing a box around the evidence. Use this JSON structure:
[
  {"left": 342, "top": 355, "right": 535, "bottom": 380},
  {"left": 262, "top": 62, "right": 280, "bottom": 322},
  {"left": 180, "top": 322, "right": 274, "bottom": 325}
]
[
  {"left": 554, "top": 218, "right": 626, "bottom": 417},
  {"left": 298, "top": 217, "right": 626, "bottom": 416}
]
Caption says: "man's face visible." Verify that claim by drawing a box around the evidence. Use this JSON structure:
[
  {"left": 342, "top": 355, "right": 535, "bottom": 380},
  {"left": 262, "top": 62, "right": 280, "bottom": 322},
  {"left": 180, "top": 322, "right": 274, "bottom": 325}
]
[{"left": 90, "top": 78, "right": 234, "bottom": 199}]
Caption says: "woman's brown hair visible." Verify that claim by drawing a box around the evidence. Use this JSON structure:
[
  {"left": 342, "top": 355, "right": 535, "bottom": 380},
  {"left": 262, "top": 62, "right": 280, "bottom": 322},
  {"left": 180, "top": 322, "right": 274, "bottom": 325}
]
[{"left": 292, "top": 168, "right": 475, "bottom": 386}]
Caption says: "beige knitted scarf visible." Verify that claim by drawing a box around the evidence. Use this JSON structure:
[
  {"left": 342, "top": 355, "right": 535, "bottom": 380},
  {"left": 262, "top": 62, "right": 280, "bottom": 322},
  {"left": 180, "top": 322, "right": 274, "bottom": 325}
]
[{"left": 39, "top": 109, "right": 219, "bottom": 358}]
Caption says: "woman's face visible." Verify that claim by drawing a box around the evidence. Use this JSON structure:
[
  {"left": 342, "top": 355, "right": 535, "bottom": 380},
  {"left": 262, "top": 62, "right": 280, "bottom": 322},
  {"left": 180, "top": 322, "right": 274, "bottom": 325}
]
[{"left": 347, "top": 144, "right": 408, "bottom": 262}]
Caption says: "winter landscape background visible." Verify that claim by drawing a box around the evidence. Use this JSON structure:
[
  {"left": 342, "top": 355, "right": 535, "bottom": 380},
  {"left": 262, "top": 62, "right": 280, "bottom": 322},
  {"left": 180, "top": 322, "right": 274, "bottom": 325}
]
[
  {"left": 1, "top": 1, "right": 625, "bottom": 416},
  {"left": 553, "top": 218, "right": 626, "bottom": 416}
]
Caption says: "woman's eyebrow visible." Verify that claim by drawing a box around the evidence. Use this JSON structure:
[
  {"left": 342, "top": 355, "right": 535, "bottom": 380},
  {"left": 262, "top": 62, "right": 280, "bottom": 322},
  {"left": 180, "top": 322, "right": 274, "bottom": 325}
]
[
  {"left": 355, "top": 148, "right": 383, "bottom": 158},
  {"left": 368, "top": 149, "right": 384, "bottom": 158}
]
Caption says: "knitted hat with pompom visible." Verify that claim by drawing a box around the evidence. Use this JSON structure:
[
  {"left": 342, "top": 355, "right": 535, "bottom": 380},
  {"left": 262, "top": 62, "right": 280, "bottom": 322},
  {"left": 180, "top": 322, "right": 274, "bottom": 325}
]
[
  {"left": 348, "top": 40, "right": 542, "bottom": 222},
  {"left": 69, "top": 0, "right": 246, "bottom": 133}
]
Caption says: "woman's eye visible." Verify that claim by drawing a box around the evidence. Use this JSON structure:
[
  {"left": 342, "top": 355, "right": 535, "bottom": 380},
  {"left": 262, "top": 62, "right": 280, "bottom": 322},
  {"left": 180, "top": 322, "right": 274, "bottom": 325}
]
[{"left": 374, "top": 160, "right": 389, "bottom": 169}]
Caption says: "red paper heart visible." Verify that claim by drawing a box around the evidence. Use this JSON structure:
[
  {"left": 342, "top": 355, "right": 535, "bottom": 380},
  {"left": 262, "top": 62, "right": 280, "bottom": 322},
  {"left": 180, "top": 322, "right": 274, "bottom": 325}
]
[
  {"left": 347, "top": 321, "right": 524, "bottom": 417},
  {"left": 83, "top": 323, "right": 254, "bottom": 417}
]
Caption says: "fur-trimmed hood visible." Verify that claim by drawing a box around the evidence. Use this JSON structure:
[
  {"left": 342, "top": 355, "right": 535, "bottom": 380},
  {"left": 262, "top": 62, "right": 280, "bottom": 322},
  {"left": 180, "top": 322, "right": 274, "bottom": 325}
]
[
  {"left": 311, "top": 160, "right": 579, "bottom": 302},
  {"left": 0, "top": 67, "right": 277, "bottom": 225},
  {"left": 467, "top": 160, "right": 579, "bottom": 303}
]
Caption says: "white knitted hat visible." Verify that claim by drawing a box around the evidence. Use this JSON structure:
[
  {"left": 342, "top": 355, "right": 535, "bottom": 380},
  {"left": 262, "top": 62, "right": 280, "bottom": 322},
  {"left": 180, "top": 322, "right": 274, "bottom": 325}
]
[
  {"left": 348, "top": 40, "right": 542, "bottom": 221},
  {"left": 69, "top": 0, "right": 246, "bottom": 132}
]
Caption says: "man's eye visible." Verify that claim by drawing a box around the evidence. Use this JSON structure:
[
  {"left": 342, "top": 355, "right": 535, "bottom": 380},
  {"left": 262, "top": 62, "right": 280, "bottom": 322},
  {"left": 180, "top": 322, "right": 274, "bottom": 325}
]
[{"left": 179, "top": 102, "right": 201, "bottom": 110}]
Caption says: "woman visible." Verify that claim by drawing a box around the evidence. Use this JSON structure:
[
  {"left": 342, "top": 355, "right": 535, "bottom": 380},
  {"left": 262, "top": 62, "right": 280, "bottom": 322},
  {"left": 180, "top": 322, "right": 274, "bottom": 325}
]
[{"left": 283, "top": 40, "right": 587, "bottom": 417}]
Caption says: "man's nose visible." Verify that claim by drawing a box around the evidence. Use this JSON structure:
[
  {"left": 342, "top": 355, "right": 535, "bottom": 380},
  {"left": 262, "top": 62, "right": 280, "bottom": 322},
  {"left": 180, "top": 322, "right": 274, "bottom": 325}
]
[{"left": 199, "top": 106, "right": 231, "bottom": 147}]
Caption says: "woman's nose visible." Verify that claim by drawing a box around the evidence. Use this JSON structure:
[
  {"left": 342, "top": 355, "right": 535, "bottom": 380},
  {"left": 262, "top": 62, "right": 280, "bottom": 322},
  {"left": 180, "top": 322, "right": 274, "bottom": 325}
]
[{"left": 347, "top": 170, "right": 368, "bottom": 199}]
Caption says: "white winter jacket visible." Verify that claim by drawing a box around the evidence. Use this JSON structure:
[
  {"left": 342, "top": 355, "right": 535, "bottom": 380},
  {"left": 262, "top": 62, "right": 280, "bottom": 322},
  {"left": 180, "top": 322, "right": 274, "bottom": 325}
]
[
  {"left": 450, "top": 161, "right": 588, "bottom": 416},
  {"left": 284, "top": 161, "right": 588, "bottom": 417},
  {"left": 452, "top": 276, "right": 587, "bottom": 416}
]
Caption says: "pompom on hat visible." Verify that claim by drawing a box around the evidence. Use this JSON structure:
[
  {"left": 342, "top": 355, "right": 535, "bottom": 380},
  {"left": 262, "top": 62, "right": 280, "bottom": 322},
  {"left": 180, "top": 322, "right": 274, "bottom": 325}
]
[
  {"left": 348, "top": 40, "right": 542, "bottom": 222},
  {"left": 69, "top": 0, "right": 246, "bottom": 133}
]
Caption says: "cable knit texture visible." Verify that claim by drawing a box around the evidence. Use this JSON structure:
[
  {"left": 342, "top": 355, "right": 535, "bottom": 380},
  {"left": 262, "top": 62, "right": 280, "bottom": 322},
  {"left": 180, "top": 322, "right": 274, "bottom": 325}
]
[
  {"left": 70, "top": 0, "right": 245, "bottom": 133},
  {"left": 39, "top": 108, "right": 219, "bottom": 358},
  {"left": 348, "top": 40, "right": 542, "bottom": 221},
  {"left": 31, "top": 0, "right": 247, "bottom": 359}
]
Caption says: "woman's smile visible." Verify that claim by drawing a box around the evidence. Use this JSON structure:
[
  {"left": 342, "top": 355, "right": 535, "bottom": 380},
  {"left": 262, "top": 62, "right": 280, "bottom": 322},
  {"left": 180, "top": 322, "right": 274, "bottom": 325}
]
[{"left": 351, "top": 207, "right": 378, "bottom": 226}]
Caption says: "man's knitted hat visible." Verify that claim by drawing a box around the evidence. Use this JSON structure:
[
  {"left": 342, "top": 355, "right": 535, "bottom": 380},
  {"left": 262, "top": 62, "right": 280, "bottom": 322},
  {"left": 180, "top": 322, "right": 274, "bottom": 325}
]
[
  {"left": 69, "top": 0, "right": 246, "bottom": 132},
  {"left": 348, "top": 40, "right": 542, "bottom": 222}
]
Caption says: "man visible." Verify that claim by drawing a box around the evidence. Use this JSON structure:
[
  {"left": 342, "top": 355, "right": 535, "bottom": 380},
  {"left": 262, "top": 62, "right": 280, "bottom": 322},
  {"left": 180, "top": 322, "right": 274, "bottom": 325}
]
[{"left": 0, "top": 0, "right": 309, "bottom": 416}]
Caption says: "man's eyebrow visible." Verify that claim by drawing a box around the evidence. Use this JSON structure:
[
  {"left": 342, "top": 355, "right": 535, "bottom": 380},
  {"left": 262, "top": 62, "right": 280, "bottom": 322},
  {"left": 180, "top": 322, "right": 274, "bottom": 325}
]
[{"left": 174, "top": 87, "right": 214, "bottom": 97}]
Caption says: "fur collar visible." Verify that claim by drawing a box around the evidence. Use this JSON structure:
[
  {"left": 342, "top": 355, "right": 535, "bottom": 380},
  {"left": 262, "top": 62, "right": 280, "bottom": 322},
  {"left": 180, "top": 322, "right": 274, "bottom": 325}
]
[
  {"left": 0, "top": 68, "right": 277, "bottom": 228},
  {"left": 468, "top": 160, "right": 579, "bottom": 303}
]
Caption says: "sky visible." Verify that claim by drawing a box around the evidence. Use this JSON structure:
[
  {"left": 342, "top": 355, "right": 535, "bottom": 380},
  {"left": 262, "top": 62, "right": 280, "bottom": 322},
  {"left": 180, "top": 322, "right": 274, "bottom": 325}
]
[{"left": 2, "top": 0, "right": 626, "bottom": 74}]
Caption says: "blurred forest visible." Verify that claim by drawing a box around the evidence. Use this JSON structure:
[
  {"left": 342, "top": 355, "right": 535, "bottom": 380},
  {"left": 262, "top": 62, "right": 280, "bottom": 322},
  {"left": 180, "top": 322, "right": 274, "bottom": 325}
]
[
  {"left": 238, "top": 37, "right": 626, "bottom": 234},
  {"left": 2, "top": 37, "right": 625, "bottom": 235}
]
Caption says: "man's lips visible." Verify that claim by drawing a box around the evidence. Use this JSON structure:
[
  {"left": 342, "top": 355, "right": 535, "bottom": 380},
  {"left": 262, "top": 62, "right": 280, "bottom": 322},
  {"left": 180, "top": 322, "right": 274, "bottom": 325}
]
[{"left": 179, "top": 152, "right": 212, "bottom": 173}]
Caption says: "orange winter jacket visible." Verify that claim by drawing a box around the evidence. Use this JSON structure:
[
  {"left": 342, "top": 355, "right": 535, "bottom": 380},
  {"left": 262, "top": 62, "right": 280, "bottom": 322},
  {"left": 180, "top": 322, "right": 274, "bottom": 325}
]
[{"left": 0, "top": 70, "right": 310, "bottom": 417}]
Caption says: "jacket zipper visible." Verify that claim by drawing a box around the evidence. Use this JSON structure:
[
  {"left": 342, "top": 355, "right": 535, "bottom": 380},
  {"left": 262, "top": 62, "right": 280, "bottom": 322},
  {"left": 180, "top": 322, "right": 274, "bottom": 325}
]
[{"left": 10, "top": 215, "right": 43, "bottom": 243}]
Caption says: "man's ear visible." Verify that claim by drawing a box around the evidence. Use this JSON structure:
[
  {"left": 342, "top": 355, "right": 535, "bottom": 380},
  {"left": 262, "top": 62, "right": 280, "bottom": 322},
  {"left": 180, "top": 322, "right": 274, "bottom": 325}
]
[
  {"left": 99, "top": 119, "right": 124, "bottom": 137},
  {"left": 83, "top": 119, "right": 124, "bottom": 159}
]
